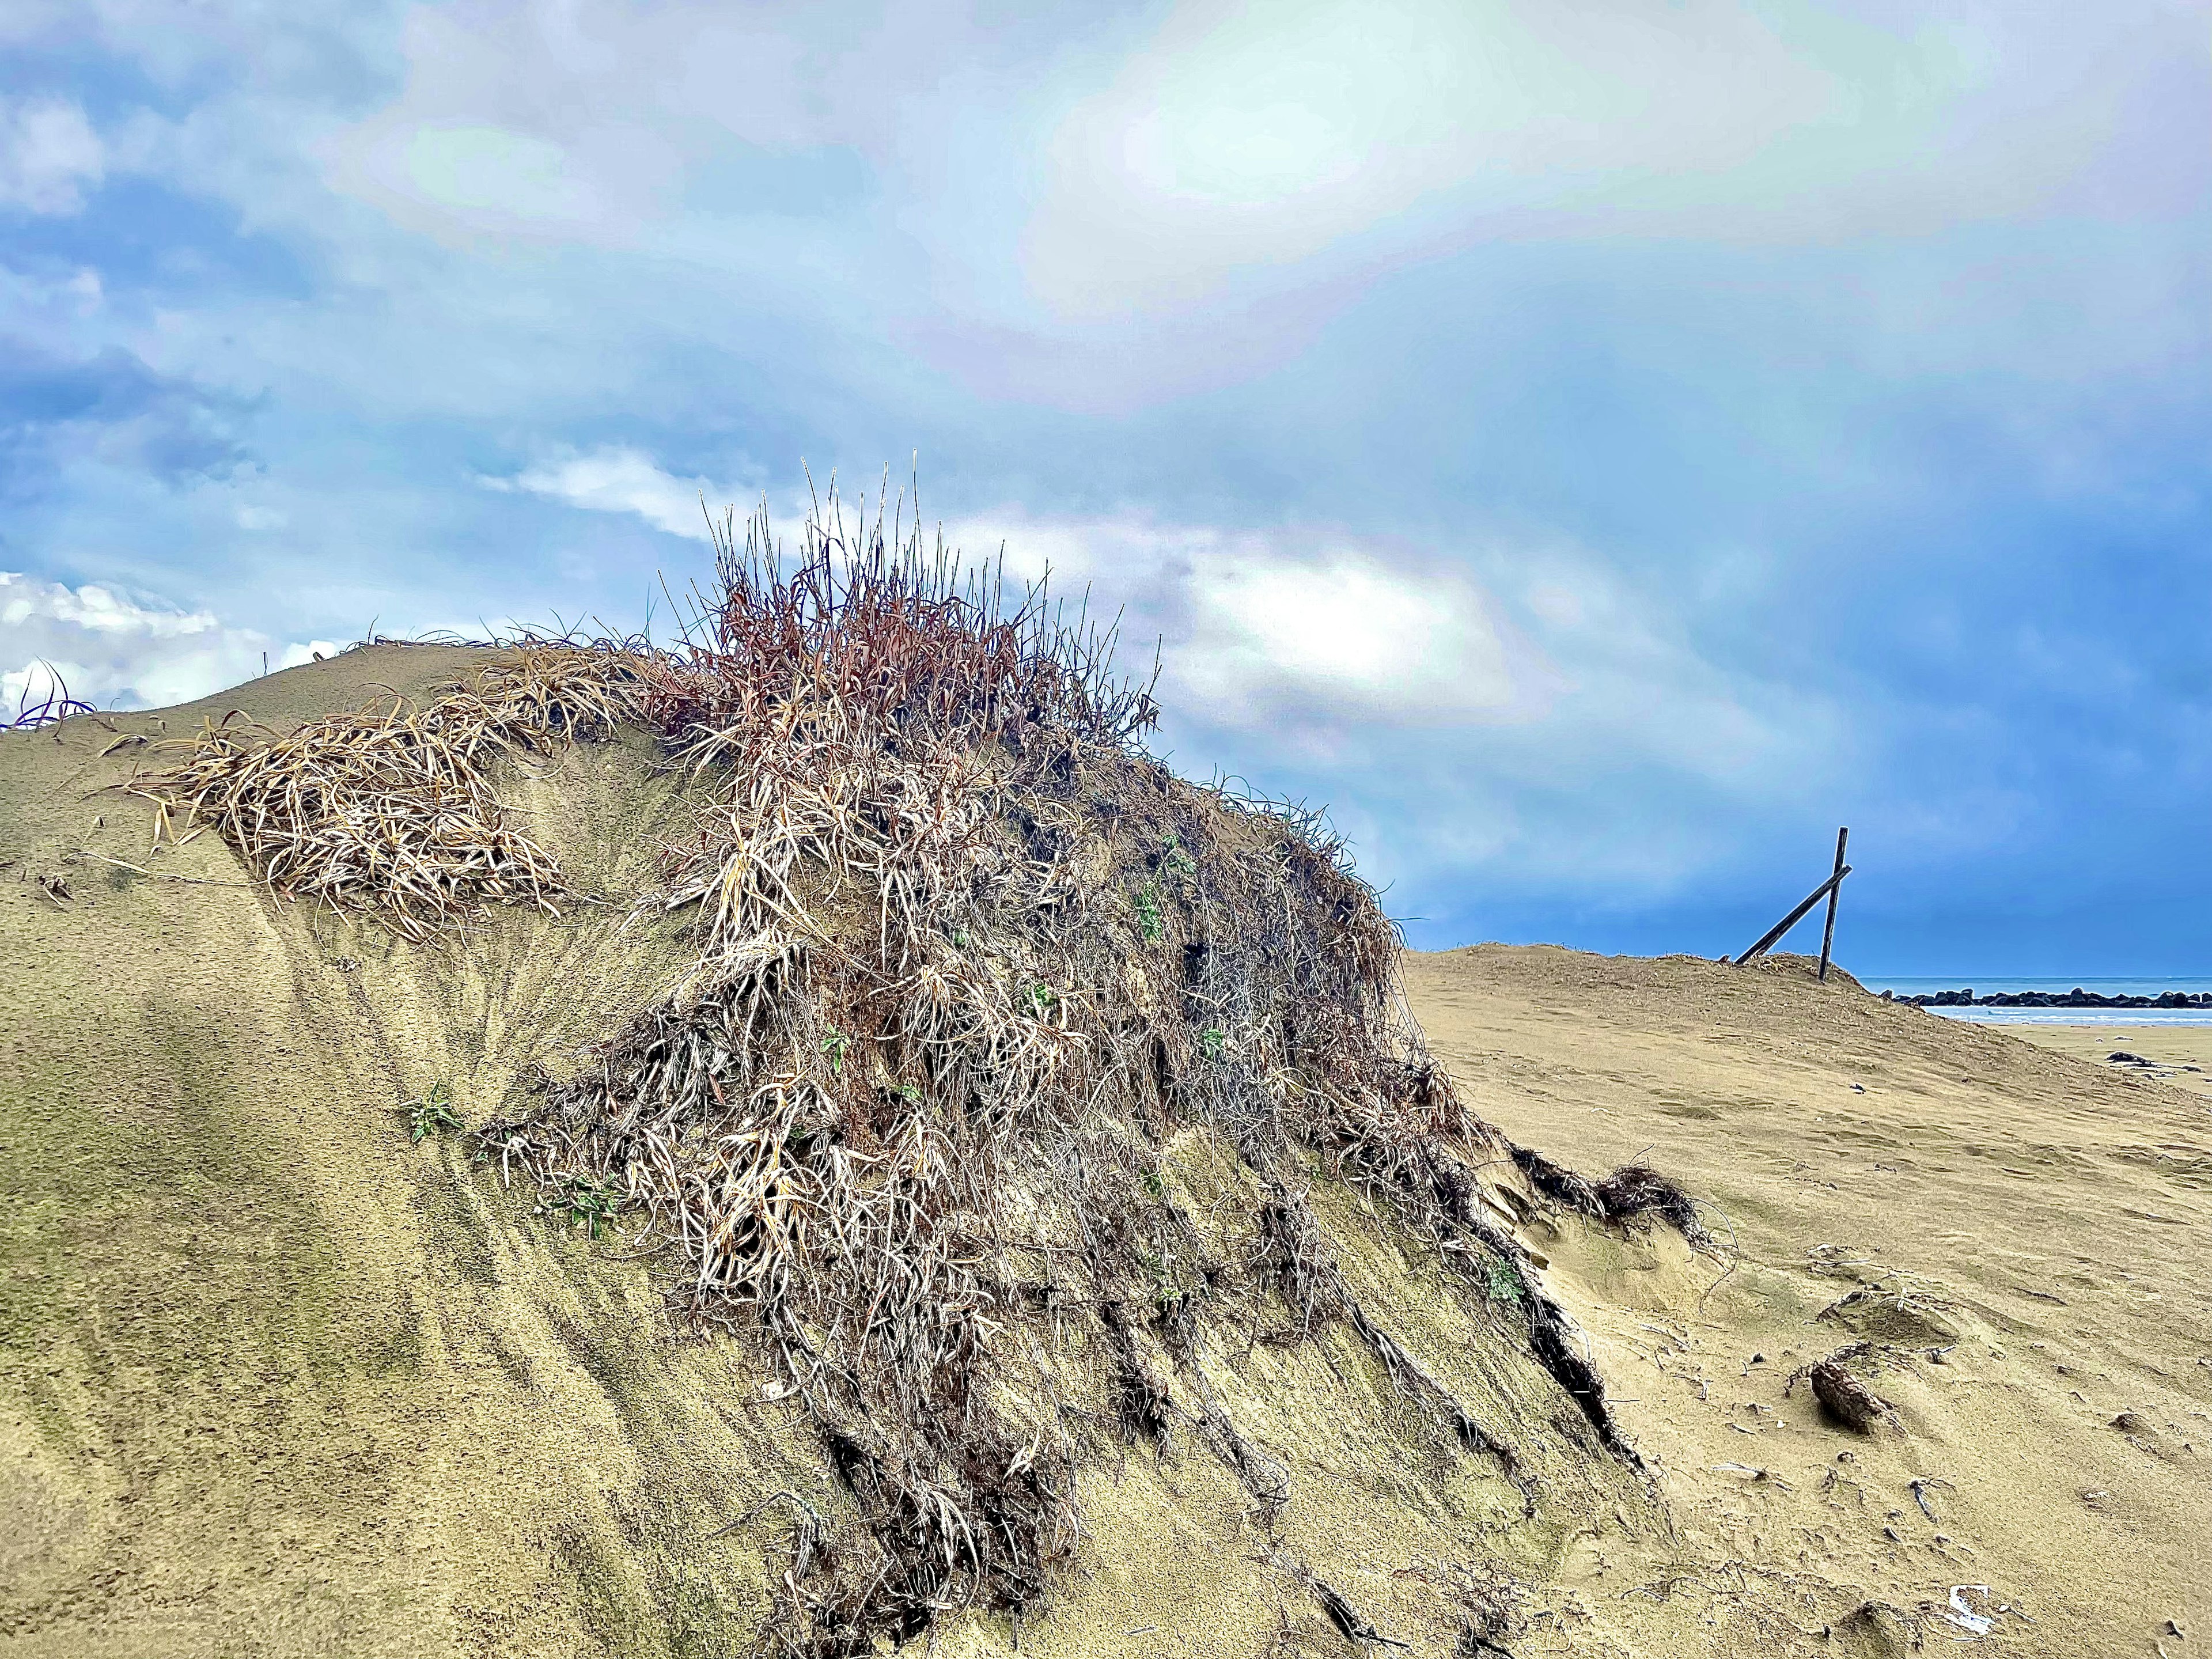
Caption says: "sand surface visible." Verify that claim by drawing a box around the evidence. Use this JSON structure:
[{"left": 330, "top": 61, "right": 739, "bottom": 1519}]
[
  {"left": 3, "top": 654, "right": 1661, "bottom": 1659},
  {"left": 0, "top": 650, "right": 828, "bottom": 1657},
  {"left": 5, "top": 649, "right": 2206, "bottom": 1657},
  {"left": 1404, "top": 946, "right": 2212, "bottom": 1655},
  {"left": 1997, "top": 1021, "right": 2212, "bottom": 1100}
]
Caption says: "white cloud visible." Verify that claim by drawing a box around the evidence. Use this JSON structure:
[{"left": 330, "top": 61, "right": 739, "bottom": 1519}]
[
  {"left": 0, "top": 572, "right": 328, "bottom": 714},
  {"left": 0, "top": 96, "right": 104, "bottom": 215},
  {"left": 938, "top": 507, "right": 1845, "bottom": 893},
  {"left": 481, "top": 446, "right": 724, "bottom": 541},
  {"left": 1021, "top": 0, "right": 1971, "bottom": 319},
  {"left": 319, "top": 1, "right": 934, "bottom": 247},
  {"left": 950, "top": 508, "right": 1781, "bottom": 753},
  {"left": 338, "top": 116, "right": 637, "bottom": 243},
  {"left": 1187, "top": 554, "right": 1529, "bottom": 718},
  {"left": 1010, "top": 0, "right": 2203, "bottom": 332}
]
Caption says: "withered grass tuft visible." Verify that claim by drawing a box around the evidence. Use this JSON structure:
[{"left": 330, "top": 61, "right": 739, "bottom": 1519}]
[
  {"left": 484, "top": 493, "right": 1660, "bottom": 1653},
  {"left": 142, "top": 487, "right": 1675, "bottom": 1656}
]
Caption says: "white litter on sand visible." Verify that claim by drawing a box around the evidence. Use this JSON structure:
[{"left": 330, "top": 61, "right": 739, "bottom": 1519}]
[{"left": 1939, "top": 1584, "right": 1995, "bottom": 1637}]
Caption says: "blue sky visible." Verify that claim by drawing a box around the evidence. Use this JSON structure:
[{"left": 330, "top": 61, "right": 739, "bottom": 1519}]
[{"left": 3, "top": 1, "right": 2207, "bottom": 973}]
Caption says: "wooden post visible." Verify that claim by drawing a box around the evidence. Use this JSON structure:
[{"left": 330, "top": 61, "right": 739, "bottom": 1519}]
[
  {"left": 1817, "top": 827, "right": 1848, "bottom": 982},
  {"left": 1733, "top": 864, "right": 1851, "bottom": 966}
]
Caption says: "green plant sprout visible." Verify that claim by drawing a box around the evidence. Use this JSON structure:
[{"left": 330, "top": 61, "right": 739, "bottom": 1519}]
[
  {"left": 1133, "top": 884, "right": 1164, "bottom": 942},
  {"left": 403, "top": 1081, "right": 464, "bottom": 1143},
  {"left": 1199, "top": 1026, "right": 1227, "bottom": 1062},
  {"left": 1482, "top": 1256, "right": 1526, "bottom": 1305},
  {"left": 821, "top": 1026, "right": 849, "bottom": 1075},
  {"left": 561, "top": 1176, "right": 624, "bottom": 1240},
  {"left": 1158, "top": 832, "right": 1197, "bottom": 881}
]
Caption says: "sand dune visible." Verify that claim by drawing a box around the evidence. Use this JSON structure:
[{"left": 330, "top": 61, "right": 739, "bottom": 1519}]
[
  {"left": 1405, "top": 945, "right": 2212, "bottom": 1655},
  {"left": 3, "top": 647, "right": 2205, "bottom": 1657}
]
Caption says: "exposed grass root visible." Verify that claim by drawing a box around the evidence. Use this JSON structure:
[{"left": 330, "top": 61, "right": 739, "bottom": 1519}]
[
  {"left": 1294, "top": 1559, "right": 1412, "bottom": 1650},
  {"left": 1512, "top": 1147, "right": 1709, "bottom": 1246},
  {"left": 1527, "top": 1289, "right": 1637, "bottom": 1460}
]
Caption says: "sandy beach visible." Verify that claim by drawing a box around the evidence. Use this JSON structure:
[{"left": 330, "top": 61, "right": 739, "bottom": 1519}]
[
  {"left": 1405, "top": 945, "right": 2212, "bottom": 1654},
  {"left": 5, "top": 650, "right": 2206, "bottom": 1658},
  {"left": 2000, "top": 1022, "right": 2212, "bottom": 1100}
]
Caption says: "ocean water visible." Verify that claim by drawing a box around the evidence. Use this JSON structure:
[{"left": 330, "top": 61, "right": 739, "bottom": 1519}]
[{"left": 1863, "top": 977, "right": 2212, "bottom": 1025}]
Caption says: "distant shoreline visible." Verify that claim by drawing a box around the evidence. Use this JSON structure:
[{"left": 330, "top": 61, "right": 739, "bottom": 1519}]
[{"left": 1890, "top": 987, "right": 2212, "bottom": 1010}]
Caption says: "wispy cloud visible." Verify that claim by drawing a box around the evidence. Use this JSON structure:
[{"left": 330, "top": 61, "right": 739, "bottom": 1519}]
[
  {"left": 0, "top": 342, "right": 255, "bottom": 483},
  {"left": 1024, "top": 0, "right": 1846, "bottom": 320},
  {"left": 0, "top": 95, "right": 103, "bottom": 215},
  {"left": 480, "top": 447, "right": 725, "bottom": 543},
  {"left": 950, "top": 504, "right": 1840, "bottom": 897}
]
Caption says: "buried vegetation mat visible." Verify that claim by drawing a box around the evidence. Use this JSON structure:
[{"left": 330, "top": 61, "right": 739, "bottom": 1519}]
[
  {"left": 130, "top": 640, "right": 650, "bottom": 940},
  {"left": 139, "top": 488, "right": 1707, "bottom": 1656}
]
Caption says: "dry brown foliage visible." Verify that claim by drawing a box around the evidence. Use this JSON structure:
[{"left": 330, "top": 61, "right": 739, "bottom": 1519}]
[
  {"left": 482, "top": 493, "right": 1642, "bottom": 1654},
  {"left": 141, "top": 488, "right": 1668, "bottom": 1656},
  {"left": 135, "top": 643, "right": 646, "bottom": 941}
]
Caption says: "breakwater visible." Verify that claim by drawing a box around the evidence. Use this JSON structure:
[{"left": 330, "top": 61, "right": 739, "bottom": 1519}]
[{"left": 1893, "top": 987, "right": 2212, "bottom": 1009}]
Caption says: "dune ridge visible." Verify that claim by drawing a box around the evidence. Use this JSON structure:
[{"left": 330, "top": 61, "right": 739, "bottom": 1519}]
[{"left": 1, "top": 637, "right": 2203, "bottom": 1656}]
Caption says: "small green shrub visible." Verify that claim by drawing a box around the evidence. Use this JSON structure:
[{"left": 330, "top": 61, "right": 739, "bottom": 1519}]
[
  {"left": 1133, "top": 884, "right": 1164, "bottom": 942},
  {"left": 561, "top": 1176, "right": 624, "bottom": 1240},
  {"left": 1198, "top": 1026, "right": 1227, "bottom": 1063},
  {"left": 1482, "top": 1256, "right": 1526, "bottom": 1305},
  {"left": 403, "top": 1081, "right": 464, "bottom": 1143},
  {"left": 821, "top": 1026, "right": 849, "bottom": 1075}
]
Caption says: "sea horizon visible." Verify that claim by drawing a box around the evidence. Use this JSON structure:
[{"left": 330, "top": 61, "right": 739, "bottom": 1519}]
[{"left": 1859, "top": 975, "right": 2212, "bottom": 1024}]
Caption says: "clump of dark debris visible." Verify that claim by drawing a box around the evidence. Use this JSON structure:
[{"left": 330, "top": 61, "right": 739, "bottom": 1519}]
[{"left": 1511, "top": 1147, "right": 1709, "bottom": 1245}]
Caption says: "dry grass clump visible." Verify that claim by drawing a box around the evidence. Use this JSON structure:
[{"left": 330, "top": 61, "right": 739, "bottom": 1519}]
[
  {"left": 479, "top": 493, "right": 1649, "bottom": 1654},
  {"left": 136, "top": 643, "right": 646, "bottom": 941},
  {"left": 127, "top": 487, "right": 1678, "bottom": 1654}
]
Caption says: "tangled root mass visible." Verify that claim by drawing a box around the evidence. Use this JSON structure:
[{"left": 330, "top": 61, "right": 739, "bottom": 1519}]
[{"left": 157, "top": 486, "right": 1686, "bottom": 1656}]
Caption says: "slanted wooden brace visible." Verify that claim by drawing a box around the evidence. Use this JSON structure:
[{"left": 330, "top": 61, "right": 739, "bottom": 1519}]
[{"left": 1727, "top": 827, "right": 1850, "bottom": 972}]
